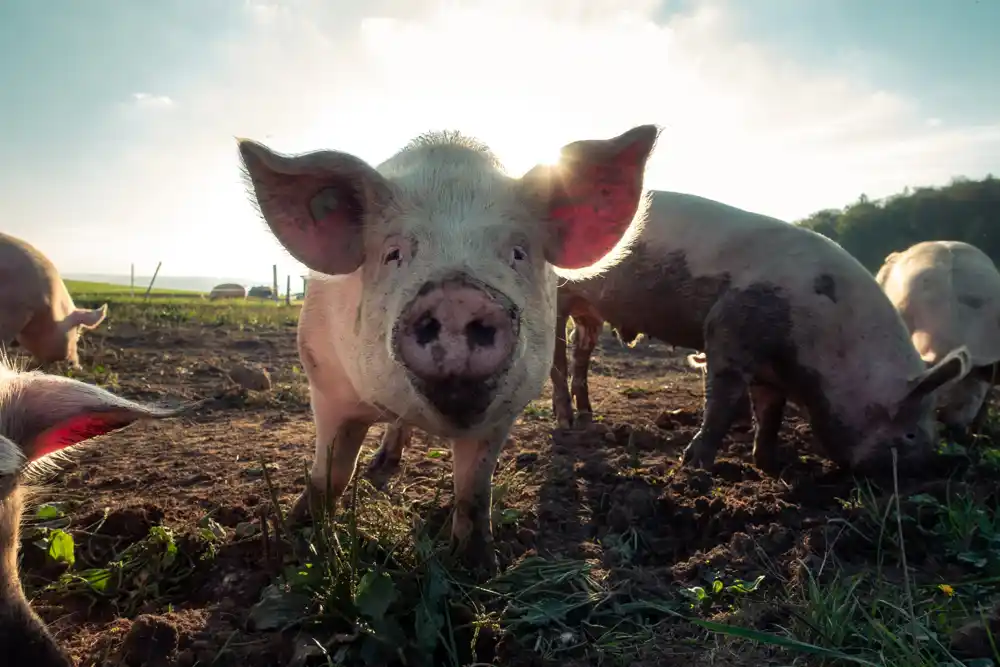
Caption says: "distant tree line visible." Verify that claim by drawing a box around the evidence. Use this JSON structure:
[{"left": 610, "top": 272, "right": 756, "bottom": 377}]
[{"left": 795, "top": 175, "right": 1000, "bottom": 272}]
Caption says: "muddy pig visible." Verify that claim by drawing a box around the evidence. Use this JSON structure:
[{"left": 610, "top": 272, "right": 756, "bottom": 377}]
[
  {"left": 0, "top": 232, "right": 108, "bottom": 369},
  {"left": 238, "top": 125, "right": 659, "bottom": 573},
  {"left": 876, "top": 240, "right": 1000, "bottom": 432},
  {"left": 0, "top": 356, "right": 191, "bottom": 665},
  {"left": 549, "top": 190, "right": 972, "bottom": 474}
]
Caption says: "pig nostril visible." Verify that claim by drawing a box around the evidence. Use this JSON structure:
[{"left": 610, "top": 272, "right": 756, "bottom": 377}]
[
  {"left": 465, "top": 320, "right": 496, "bottom": 348},
  {"left": 413, "top": 314, "right": 441, "bottom": 346}
]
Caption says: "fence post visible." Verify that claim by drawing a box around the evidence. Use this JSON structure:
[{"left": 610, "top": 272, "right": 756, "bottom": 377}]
[
  {"left": 143, "top": 261, "right": 162, "bottom": 301},
  {"left": 286, "top": 275, "right": 291, "bottom": 305},
  {"left": 272, "top": 265, "right": 279, "bottom": 302}
]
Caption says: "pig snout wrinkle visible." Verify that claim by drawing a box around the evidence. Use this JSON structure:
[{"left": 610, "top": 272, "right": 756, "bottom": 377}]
[{"left": 397, "top": 277, "right": 519, "bottom": 427}]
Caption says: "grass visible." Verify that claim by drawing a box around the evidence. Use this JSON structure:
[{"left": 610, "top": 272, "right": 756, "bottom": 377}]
[
  {"left": 67, "top": 279, "right": 301, "bottom": 329},
  {"left": 64, "top": 279, "right": 202, "bottom": 296}
]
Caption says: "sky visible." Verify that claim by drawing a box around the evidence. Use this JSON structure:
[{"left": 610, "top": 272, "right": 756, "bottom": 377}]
[{"left": 1, "top": 0, "right": 998, "bottom": 282}]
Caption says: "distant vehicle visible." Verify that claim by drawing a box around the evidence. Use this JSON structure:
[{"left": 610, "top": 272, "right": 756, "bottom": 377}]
[
  {"left": 209, "top": 283, "right": 247, "bottom": 300},
  {"left": 248, "top": 285, "right": 274, "bottom": 299}
]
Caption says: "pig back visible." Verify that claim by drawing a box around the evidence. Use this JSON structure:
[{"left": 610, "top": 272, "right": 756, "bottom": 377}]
[
  {"left": 880, "top": 241, "right": 1000, "bottom": 367},
  {"left": 0, "top": 233, "right": 61, "bottom": 311}
]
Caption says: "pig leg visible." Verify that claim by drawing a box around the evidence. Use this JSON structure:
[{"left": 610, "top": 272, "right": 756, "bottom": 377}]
[
  {"left": 681, "top": 362, "right": 749, "bottom": 470},
  {"left": 290, "top": 389, "right": 372, "bottom": 522},
  {"left": 364, "top": 423, "right": 412, "bottom": 489},
  {"left": 449, "top": 426, "right": 507, "bottom": 576},
  {"left": 748, "top": 383, "right": 786, "bottom": 473},
  {"left": 550, "top": 310, "right": 574, "bottom": 429},
  {"left": 570, "top": 313, "right": 602, "bottom": 426}
]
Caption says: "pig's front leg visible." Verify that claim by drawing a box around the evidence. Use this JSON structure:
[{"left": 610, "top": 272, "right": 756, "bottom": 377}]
[
  {"left": 291, "top": 387, "right": 372, "bottom": 523},
  {"left": 364, "top": 422, "right": 411, "bottom": 489},
  {"left": 449, "top": 425, "right": 508, "bottom": 577}
]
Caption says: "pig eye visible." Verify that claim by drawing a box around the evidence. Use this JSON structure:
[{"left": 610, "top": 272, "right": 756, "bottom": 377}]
[
  {"left": 510, "top": 246, "right": 527, "bottom": 266},
  {"left": 383, "top": 247, "right": 402, "bottom": 266}
]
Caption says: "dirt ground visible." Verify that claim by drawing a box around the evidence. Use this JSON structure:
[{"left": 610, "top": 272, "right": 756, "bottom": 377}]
[{"left": 14, "top": 316, "right": 991, "bottom": 666}]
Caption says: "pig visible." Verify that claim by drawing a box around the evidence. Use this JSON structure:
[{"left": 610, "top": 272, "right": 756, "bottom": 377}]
[
  {"left": 876, "top": 240, "right": 1000, "bottom": 432},
  {"left": 547, "top": 190, "right": 972, "bottom": 474},
  {"left": 0, "top": 233, "right": 108, "bottom": 369},
  {"left": 238, "top": 125, "right": 660, "bottom": 573},
  {"left": 0, "top": 356, "right": 192, "bottom": 665}
]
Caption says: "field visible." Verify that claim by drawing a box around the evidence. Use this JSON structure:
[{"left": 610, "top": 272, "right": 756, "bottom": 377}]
[{"left": 14, "top": 284, "right": 1000, "bottom": 666}]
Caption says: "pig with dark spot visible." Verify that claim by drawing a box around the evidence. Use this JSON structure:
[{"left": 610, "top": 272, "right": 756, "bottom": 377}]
[
  {"left": 0, "top": 233, "right": 109, "bottom": 369},
  {"left": 238, "top": 125, "right": 659, "bottom": 574},
  {"left": 549, "top": 190, "right": 972, "bottom": 475},
  {"left": 876, "top": 240, "right": 1000, "bottom": 432},
  {"left": 0, "top": 356, "right": 191, "bottom": 665}
]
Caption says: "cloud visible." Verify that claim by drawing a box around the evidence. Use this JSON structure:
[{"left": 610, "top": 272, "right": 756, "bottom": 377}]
[
  {"left": 20, "top": 0, "right": 1000, "bottom": 277},
  {"left": 131, "top": 92, "right": 174, "bottom": 109}
]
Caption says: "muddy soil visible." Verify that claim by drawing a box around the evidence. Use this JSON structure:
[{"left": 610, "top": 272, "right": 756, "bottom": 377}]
[{"left": 15, "top": 319, "right": 982, "bottom": 666}]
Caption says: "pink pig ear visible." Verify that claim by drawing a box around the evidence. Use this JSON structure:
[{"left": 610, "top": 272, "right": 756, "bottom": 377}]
[
  {"left": 237, "top": 139, "right": 396, "bottom": 276},
  {"left": 521, "top": 125, "right": 661, "bottom": 270},
  {"left": 64, "top": 304, "right": 108, "bottom": 331},
  {"left": 3, "top": 372, "right": 195, "bottom": 463}
]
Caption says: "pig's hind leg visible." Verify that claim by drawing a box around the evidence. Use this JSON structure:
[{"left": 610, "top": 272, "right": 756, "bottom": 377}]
[
  {"left": 569, "top": 312, "right": 603, "bottom": 425},
  {"left": 748, "top": 382, "right": 786, "bottom": 473},
  {"left": 291, "top": 386, "right": 372, "bottom": 523}
]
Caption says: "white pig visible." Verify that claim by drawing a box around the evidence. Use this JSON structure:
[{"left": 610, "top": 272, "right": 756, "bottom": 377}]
[
  {"left": 238, "top": 125, "right": 659, "bottom": 573},
  {"left": 0, "top": 233, "right": 108, "bottom": 369},
  {"left": 0, "top": 356, "right": 192, "bottom": 665},
  {"left": 877, "top": 240, "right": 1000, "bottom": 431}
]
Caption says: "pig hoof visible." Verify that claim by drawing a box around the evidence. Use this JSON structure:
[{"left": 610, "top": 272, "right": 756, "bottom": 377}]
[
  {"left": 289, "top": 489, "right": 335, "bottom": 525},
  {"left": 752, "top": 449, "right": 778, "bottom": 474},
  {"left": 680, "top": 445, "right": 714, "bottom": 471},
  {"left": 576, "top": 412, "right": 594, "bottom": 427},
  {"left": 364, "top": 449, "right": 402, "bottom": 490},
  {"left": 451, "top": 538, "right": 499, "bottom": 580}
]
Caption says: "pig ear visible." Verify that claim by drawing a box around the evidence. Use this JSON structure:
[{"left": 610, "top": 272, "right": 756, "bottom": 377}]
[
  {"left": 65, "top": 304, "right": 108, "bottom": 331},
  {"left": 901, "top": 345, "right": 972, "bottom": 409},
  {"left": 521, "top": 124, "right": 660, "bottom": 270},
  {"left": 238, "top": 139, "right": 394, "bottom": 276},
  {"left": 4, "top": 373, "right": 193, "bottom": 463}
]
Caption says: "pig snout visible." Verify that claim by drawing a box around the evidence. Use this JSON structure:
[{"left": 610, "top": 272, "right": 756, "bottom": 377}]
[{"left": 396, "top": 277, "right": 519, "bottom": 426}]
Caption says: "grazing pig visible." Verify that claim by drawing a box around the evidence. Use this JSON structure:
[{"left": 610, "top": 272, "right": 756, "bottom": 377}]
[
  {"left": 876, "top": 240, "right": 1000, "bottom": 432},
  {"left": 0, "top": 233, "right": 108, "bottom": 369},
  {"left": 0, "top": 357, "right": 191, "bottom": 665},
  {"left": 238, "top": 125, "right": 659, "bottom": 573},
  {"left": 549, "top": 190, "right": 972, "bottom": 474}
]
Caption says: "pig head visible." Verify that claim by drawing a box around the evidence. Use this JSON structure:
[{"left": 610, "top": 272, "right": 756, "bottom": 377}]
[
  {"left": 0, "top": 359, "right": 192, "bottom": 665},
  {"left": 239, "top": 127, "right": 658, "bottom": 435},
  {"left": 238, "top": 125, "right": 659, "bottom": 573}
]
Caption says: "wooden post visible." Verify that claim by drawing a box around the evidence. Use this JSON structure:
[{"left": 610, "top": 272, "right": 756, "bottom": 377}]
[
  {"left": 302, "top": 275, "right": 307, "bottom": 295},
  {"left": 285, "top": 275, "right": 291, "bottom": 305},
  {"left": 272, "top": 265, "right": 278, "bottom": 302},
  {"left": 144, "top": 261, "right": 162, "bottom": 301},
  {"left": 130, "top": 263, "right": 135, "bottom": 297}
]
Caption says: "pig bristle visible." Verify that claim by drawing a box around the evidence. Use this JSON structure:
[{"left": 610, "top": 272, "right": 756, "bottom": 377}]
[
  {"left": 20, "top": 447, "right": 79, "bottom": 485},
  {"left": 400, "top": 131, "right": 507, "bottom": 173}
]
